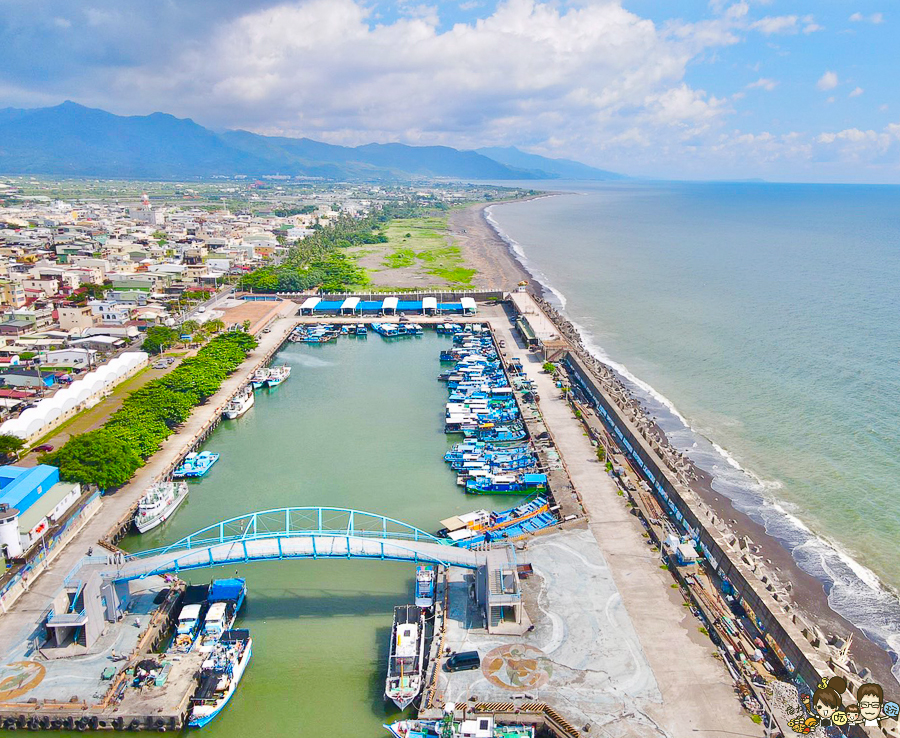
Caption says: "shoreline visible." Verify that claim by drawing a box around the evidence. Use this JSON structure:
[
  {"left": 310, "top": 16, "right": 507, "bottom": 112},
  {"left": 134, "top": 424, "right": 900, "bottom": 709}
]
[{"left": 452, "top": 198, "right": 899, "bottom": 689}]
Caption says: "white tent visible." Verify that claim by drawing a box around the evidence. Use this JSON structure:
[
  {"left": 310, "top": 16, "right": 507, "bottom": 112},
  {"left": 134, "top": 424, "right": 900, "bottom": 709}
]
[
  {"left": 422, "top": 296, "right": 437, "bottom": 315},
  {"left": 300, "top": 297, "right": 321, "bottom": 315},
  {"left": 460, "top": 297, "right": 477, "bottom": 315},
  {"left": 340, "top": 297, "right": 360, "bottom": 315},
  {"left": 56, "top": 389, "right": 80, "bottom": 413},
  {"left": 382, "top": 297, "right": 399, "bottom": 315}
]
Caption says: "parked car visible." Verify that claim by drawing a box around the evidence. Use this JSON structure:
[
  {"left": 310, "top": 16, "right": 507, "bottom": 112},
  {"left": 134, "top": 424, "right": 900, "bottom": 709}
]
[
  {"left": 34, "top": 444, "right": 54, "bottom": 453},
  {"left": 443, "top": 651, "right": 480, "bottom": 672}
]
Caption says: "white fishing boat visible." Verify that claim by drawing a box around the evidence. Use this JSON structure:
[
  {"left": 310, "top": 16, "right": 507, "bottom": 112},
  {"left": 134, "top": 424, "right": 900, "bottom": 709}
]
[
  {"left": 249, "top": 368, "right": 270, "bottom": 390},
  {"left": 385, "top": 605, "right": 426, "bottom": 710},
  {"left": 188, "top": 630, "right": 252, "bottom": 727},
  {"left": 265, "top": 364, "right": 291, "bottom": 388},
  {"left": 223, "top": 386, "right": 254, "bottom": 419},
  {"left": 133, "top": 481, "right": 189, "bottom": 534}
]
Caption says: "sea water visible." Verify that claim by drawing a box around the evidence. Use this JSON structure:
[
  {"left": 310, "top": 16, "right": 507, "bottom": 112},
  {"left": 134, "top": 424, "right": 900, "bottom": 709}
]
[
  {"left": 488, "top": 181, "right": 900, "bottom": 678},
  {"left": 122, "top": 332, "right": 525, "bottom": 737}
]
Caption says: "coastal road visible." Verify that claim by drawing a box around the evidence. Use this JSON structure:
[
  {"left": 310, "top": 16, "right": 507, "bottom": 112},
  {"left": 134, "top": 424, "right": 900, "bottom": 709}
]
[{"left": 482, "top": 303, "right": 764, "bottom": 738}]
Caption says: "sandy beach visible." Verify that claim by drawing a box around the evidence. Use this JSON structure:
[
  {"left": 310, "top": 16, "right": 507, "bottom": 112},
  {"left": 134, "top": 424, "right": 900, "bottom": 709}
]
[{"left": 449, "top": 200, "right": 899, "bottom": 690}]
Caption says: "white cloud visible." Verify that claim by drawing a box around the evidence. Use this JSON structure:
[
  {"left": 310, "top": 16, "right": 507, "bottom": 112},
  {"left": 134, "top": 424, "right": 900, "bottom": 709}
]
[
  {"left": 746, "top": 77, "right": 778, "bottom": 91},
  {"left": 880, "top": 104, "right": 889, "bottom": 111},
  {"left": 849, "top": 87, "right": 864, "bottom": 98},
  {"left": 803, "top": 22, "right": 823, "bottom": 33},
  {"left": 111, "top": 0, "right": 741, "bottom": 160},
  {"left": 849, "top": 12, "right": 883, "bottom": 24},
  {"left": 826, "top": 96, "right": 835, "bottom": 104},
  {"left": 817, "top": 71, "right": 839, "bottom": 91},
  {"left": 751, "top": 15, "right": 797, "bottom": 34}
]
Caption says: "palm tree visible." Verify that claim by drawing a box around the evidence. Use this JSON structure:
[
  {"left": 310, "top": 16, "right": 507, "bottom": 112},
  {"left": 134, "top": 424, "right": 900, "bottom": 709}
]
[
  {"left": 181, "top": 320, "right": 200, "bottom": 336},
  {"left": 205, "top": 319, "right": 225, "bottom": 334}
]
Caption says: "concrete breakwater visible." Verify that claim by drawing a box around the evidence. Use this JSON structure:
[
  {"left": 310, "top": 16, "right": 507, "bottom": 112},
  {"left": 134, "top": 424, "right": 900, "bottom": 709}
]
[{"left": 522, "top": 294, "right": 885, "bottom": 698}]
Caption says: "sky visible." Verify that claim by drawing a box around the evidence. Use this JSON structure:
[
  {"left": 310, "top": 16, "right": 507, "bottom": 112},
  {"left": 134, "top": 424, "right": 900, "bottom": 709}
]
[{"left": 0, "top": 0, "right": 897, "bottom": 183}]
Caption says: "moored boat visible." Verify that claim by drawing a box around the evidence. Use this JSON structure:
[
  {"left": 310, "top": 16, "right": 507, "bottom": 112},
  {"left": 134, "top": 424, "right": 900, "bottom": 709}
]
[
  {"left": 385, "top": 712, "right": 534, "bottom": 738},
  {"left": 196, "top": 578, "right": 247, "bottom": 652},
  {"left": 265, "top": 364, "right": 291, "bottom": 387},
  {"left": 173, "top": 451, "right": 220, "bottom": 478},
  {"left": 223, "top": 386, "right": 254, "bottom": 420},
  {"left": 414, "top": 566, "right": 435, "bottom": 609},
  {"left": 188, "top": 630, "right": 252, "bottom": 727},
  {"left": 249, "top": 368, "right": 270, "bottom": 390},
  {"left": 385, "top": 605, "right": 426, "bottom": 710},
  {"left": 134, "top": 481, "right": 189, "bottom": 533}
]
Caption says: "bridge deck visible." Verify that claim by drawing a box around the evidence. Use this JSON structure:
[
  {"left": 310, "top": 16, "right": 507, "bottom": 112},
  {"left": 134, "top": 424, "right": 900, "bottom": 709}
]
[{"left": 105, "top": 535, "right": 483, "bottom": 581}]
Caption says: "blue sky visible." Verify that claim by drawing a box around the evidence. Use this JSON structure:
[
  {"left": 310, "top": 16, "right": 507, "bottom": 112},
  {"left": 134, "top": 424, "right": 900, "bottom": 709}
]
[{"left": 0, "top": 1, "right": 897, "bottom": 182}]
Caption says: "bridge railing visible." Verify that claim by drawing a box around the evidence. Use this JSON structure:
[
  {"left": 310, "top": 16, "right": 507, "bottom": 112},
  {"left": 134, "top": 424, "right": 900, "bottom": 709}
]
[{"left": 126, "top": 506, "right": 450, "bottom": 561}]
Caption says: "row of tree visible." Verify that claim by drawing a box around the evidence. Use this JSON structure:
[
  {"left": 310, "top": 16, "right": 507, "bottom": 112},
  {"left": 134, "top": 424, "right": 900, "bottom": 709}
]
[
  {"left": 41, "top": 331, "right": 258, "bottom": 489},
  {"left": 238, "top": 202, "right": 438, "bottom": 294}
]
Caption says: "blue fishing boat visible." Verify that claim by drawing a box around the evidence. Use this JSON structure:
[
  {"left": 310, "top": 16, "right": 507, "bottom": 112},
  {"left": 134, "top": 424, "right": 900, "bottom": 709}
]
[
  {"left": 356, "top": 323, "right": 367, "bottom": 335},
  {"left": 173, "top": 452, "right": 220, "bottom": 478},
  {"left": 439, "top": 496, "right": 556, "bottom": 547},
  {"left": 265, "top": 364, "right": 291, "bottom": 387},
  {"left": 465, "top": 472, "right": 547, "bottom": 495}
]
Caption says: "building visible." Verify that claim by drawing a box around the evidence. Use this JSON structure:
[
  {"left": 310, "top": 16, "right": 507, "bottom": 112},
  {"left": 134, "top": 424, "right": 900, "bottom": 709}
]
[
  {"left": 0, "top": 464, "right": 81, "bottom": 559},
  {"left": 56, "top": 305, "right": 94, "bottom": 334},
  {"left": 0, "top": 368, "right": 55, "bottom": 389},
  {"left": 0, "top": 281, "right": 26, "bottom": 309},
  {"left": 40, "top": 348, "right": 97, "bottom": 369}
]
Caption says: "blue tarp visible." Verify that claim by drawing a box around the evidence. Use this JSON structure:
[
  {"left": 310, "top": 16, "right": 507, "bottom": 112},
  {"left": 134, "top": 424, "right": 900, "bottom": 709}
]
[
  {"left": 439, "top": 303, "right": 464, "bottom": 312},
  {"left": 208, "top": 578, "right": 246, "bottom": 603},
  {"left": 523, "top": 474, "right": 548, "bottom": 484},
  {"left": 313, "top": 301, "right": 343, "bottom": 312}
]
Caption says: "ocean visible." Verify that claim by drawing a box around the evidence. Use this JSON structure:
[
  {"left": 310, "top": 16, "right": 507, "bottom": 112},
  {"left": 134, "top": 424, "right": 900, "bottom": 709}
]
[{"left": 487, "top": 181, "right": 900, "bottom": 679}]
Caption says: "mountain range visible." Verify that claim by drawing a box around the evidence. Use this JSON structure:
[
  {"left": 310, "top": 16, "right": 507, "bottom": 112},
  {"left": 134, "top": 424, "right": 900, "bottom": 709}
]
[{"left": 0, "top": 102, "right": 623, "bottom": 182}]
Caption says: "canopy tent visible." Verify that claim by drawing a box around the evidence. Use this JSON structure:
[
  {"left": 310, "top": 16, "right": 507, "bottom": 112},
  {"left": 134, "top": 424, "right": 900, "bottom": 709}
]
[
  {"left": 382, "top": 297, "right": 399, "bottom": 315},
  {"left": 460, "top": 297, "right": 477, "bottom": 315},
  {"left": 299, "top": 297, "right": 321, "bottom": 315},
  {"left": 422, "top": 296, "right": 437, "bottom": 315},
  {"left": 340, "top": 297, "right": 360, "bottom": 315}
]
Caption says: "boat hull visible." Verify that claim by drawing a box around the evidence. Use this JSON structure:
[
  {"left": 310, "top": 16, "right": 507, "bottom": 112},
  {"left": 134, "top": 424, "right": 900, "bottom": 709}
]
[
  {"left": 135, "top": 487, "right": 188, "bottom": 533},
  {"left": 188, "top": 640, "right": 252, "bottom": 728}
]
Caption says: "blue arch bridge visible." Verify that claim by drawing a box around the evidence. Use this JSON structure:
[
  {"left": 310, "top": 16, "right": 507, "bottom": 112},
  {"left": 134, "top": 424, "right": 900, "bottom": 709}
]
[{"left": 101, "top": 507, "right": 486, "bottom": 582}]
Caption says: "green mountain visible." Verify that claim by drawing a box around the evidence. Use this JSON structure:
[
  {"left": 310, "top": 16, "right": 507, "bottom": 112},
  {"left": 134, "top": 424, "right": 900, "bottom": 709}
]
[
  {"left": 477, "top": 146, "right": 624, "bottom": 180},
  {"left": 0, "top": 101, "right": 623, "bottom": 181}
]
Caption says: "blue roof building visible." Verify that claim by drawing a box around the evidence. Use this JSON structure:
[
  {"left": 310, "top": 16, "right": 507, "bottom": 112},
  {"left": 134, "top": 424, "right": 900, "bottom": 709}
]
[{"left": 0, "top": 464, "right": 81, "bottom": 560}]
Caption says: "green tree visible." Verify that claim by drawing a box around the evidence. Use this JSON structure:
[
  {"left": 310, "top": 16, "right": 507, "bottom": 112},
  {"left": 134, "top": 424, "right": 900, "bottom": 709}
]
[
  {"left": 143, "top": 325, "right": 178, "bottom": 355},
  {"left": 43, "top": 429, "right": 142, "bottom": 489},
  {"left": 0, "top": 434, "right": 24, "bottom": 461},
  {"left": 205, "top": 319, "right": 225, "bottom": 334}
]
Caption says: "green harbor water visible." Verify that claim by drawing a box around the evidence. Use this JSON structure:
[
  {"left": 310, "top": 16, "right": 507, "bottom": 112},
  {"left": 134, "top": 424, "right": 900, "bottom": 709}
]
[{"left": 121, "top": 331, "right": 521, "bottom": 737}]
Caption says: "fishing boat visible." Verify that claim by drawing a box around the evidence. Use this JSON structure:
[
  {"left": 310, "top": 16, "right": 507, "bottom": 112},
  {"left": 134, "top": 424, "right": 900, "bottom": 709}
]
[
  {"left": 196, "top": 578, "right": 247, "bottom": 652},
  {"left": 356, "top": 323, "right": 368, "bottom": 335},
  {"left": 414, "top": 566, "right": 436, "bottom": 609},
  {"left": 249, "top": 368, "right": 270, "bottom": 390},
  {"left": 265, "top": 364, "right": 291, "bottom": 388},
  {"left": 385, "top": 605, "right": 426, "bottom": 710},
  {"left": 466, "top": 473, "right": 547, "bottom": 495},
  {"left": 438, "top": 497, "right": 556, "bottom": 548},
  {"left": 172, "top": 603, "right": 203, "bottom": 652},
  {"left": 188, "top": 630, "right": 252, "bottom": 727},
  {"left": 133, "top": 481, "right": 189, "bottom": 533},
  {"left": 173, "top": 451, "right": 220, "bottom": 478},
  {"left": 385, "top": 713, "right": 534, "bottom": 738},
  {"left": 223, "top": 386, "right": 254, "bottom": 420}
]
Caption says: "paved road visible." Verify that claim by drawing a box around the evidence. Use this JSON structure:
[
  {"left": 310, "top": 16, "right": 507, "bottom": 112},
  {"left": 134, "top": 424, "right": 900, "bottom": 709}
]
[{"left": 482, "top": 303, "right": 763, "bottom": 738}]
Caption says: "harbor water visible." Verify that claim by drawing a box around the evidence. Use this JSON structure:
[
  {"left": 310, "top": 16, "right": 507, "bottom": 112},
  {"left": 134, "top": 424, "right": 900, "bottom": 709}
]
[
  {"left": 487, "top": 181, "right": 900, "bottom": 678},
  {"left": 122, "top": 331, "right": 523, "bottom": 737}
]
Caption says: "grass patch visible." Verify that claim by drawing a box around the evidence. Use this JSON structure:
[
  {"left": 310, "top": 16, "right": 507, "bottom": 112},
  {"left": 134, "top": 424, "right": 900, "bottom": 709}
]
[
  {"left": 698, "top": 626, "right": 708, "bottom": 636},
  {"left": 375, "top": 217, "right": 477, "bottom": 287},
  {"left": 383, "top": 247, "right": 417, "bottom": 268},
  {"left": 750, "top": 715, "right": 762, "bottom": 724}
]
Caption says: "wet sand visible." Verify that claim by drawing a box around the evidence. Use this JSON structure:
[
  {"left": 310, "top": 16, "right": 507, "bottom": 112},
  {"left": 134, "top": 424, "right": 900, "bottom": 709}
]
[{"left": 450, "top": 199, "right": 899, "bottom": 689}]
